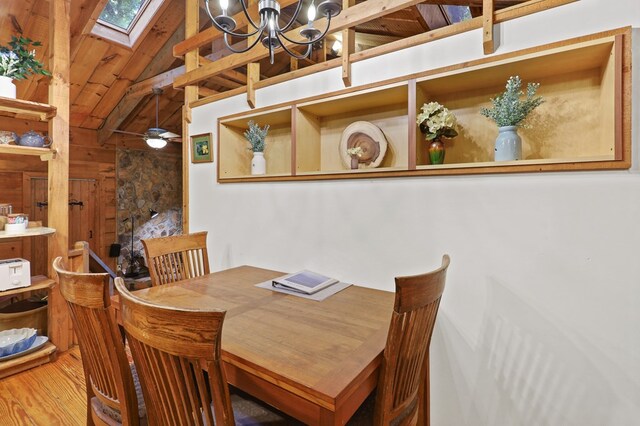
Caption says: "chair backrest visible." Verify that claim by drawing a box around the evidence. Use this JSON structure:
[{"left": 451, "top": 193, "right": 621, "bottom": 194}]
[
  {"left": 374, "top": 255, "right": 450, "bottom": 426},
  {"left": 141, "top": 231, "right": 210, "bottom": 286},
  {"left": 53, "top": 257, "right": 140, "bottom": 426},
  {"left": 114, "top": 277, "right": 234, "bottom": 426}
]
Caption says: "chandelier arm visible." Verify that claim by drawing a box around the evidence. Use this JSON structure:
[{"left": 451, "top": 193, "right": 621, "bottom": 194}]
[
  {"left": 223, "top": 31, "right": 265, "bottom": 53},
  {"left": 279, "top": 0, "right": 304, "bottom": 32},
  {"left": 204, "top": 0, "right": 263, "bottom": 38},
  {"left": 274, "top": 32, "right": 314, "bottom": 59},
  {"left": 238, "top": 0, "right": 261, "bottom": 30},
  {"left": 277, "top": 14, "right": 332, "bottom": 46}
]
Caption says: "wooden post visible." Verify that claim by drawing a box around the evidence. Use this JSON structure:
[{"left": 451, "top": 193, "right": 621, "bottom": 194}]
[
  {"left": 483, "top": 0, "right": 495, "bottom": 54},
  {"left": 342, "top": 0, "right": 356, "bottom": 86},
  {"left": 183, "top": 0, "right": 200, "bottom": 234},
  {"left": 48, "top": 0, "right": 71, "bottom": 351},
  {"left": 247, "top": 0, "right": 260, "bottom": 108}
]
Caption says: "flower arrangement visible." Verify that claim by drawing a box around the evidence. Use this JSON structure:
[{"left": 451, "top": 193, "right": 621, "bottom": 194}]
[
  {"left": 244, "top": 120, "right": 269, "bottom": 152},
  {"left": 0, "top": 35, "right": 50, "bottom": 80},
  {"left": 416, "top": 102, "right": 458, "bottom": 141},
  {"left": 480, "top": 76, "right": 544, "bottom": 128},
  {"left": 347, "top": 146, "right": 363, "bottom": 158}
]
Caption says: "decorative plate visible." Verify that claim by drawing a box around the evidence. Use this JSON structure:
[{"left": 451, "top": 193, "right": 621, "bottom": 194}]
[
  {"left": 0, "top": 335, "right": 48, "bottom": 362},
  {"left": 339, "top": 121, "right": 388, "bottom": 169},
  {"left": 0, "top": 328, "right": 37, "bottom": 357}
]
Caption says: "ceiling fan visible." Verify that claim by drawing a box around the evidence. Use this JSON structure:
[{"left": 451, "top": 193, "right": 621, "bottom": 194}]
[{"left": 111, "top": 88, "right": 181, "bottom": 149}]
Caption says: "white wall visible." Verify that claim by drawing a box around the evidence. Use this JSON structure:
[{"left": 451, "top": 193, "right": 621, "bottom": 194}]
[{"left": 189, "top": 0, "right": 640, "bottom": 424}]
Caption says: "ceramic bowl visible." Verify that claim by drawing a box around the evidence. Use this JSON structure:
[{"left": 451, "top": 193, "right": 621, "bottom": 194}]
[
  {"left": 0, "top": 328, "right": 37, "bottom": 357},
  {"left": 4, "top": 222, "right": 27, "bottom": 233}
]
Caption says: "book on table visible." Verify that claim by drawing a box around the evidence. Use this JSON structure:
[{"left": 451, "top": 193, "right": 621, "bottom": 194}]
[{"left": 272, "top": 270, "right": 339, "bottom": 295}]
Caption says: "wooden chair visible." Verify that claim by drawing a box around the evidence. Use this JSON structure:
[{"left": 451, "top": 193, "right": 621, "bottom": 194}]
[
  {"left": 141, "top": 231, "right": 209, "bottom": 286},
  {"left": 372, "top": 254, "right": 451, "bottom": 426},
  {"left": 114, "top": 277, "right": 298, "bottom": 426},
  {"left": 53, "top": 257, "right": 145, "bottom": 426}
]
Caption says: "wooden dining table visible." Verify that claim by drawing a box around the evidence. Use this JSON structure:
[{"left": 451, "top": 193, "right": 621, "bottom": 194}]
[{"left": 112, "top": 265, "right": 395, "bottom": 425}]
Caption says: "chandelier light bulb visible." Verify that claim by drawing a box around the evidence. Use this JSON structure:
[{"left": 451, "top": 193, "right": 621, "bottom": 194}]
[
  {"left": 307, "top": 2, "right": 316, "bottom": 23},
  {"left": 332, "top": 39, "right": 342, "bottom": 53},
  {"left": 219, "top": 0, "right": 229, "bottom": 11}
]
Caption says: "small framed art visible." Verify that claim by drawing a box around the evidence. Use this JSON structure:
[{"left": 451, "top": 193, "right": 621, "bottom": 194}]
[{"left": 191, "top": 133, "right": 213, "bottom": 163}]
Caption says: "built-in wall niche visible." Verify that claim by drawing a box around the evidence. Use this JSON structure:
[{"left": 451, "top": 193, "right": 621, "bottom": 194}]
[
  {"left": 218, "top": 107, "right": 292, "bottom": 179},
  {"left": 215, "top": 28, "right": 629, "bottom": 183},
  {"left": 295, "top": 83, "right": 409, "bottom": 175},
  {"left": 415, "top": 36, "right": 621, "bottom": 170}
]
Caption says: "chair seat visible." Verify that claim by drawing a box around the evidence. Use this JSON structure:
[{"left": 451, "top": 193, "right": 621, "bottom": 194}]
[
  {"left": 91, "top": 361, "right": 147, "bottom": 425},
  {"left": 228, "top": 388, "right": 304, "bottom": 426}
]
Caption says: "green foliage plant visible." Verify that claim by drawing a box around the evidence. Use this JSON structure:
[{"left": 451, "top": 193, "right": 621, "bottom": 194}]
[
  {"left": 0, "top": 35, "right": 50, "bottom": 80},
  {"left": 480, "top": 76, "right": 544, "bottom": 128},
  {"left": 244, "top": 121, "right": 270, "bottom": 152}
]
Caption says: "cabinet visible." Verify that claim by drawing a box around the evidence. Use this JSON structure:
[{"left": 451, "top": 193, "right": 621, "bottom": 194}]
[
  {"left": 216, "top": 28, "right": 629, "bottom": 183},
  {"left": 0, "top": 97, "right": 59, "bottom": 378}
]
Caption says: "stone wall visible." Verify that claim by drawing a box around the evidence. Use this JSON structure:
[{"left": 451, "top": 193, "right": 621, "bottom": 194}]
[{"left": 117, "top": 148, "right": 182, "bottom": 273}]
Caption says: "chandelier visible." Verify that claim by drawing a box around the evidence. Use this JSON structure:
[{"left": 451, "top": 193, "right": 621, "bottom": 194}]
[{"left": 204, "top": 0, "right": 342, "bottom": 64}]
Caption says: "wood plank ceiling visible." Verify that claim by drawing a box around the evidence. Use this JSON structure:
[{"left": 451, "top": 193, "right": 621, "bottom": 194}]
[{"left": 0, "top": 0, "right": 527, "bottom": 145}]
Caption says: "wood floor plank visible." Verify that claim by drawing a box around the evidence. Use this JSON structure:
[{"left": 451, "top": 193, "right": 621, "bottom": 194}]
[{"left": 1, "top": 346, "right": 86, "bottom": 426}]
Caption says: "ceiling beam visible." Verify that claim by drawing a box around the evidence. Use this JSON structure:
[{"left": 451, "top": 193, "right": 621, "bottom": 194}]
[
  {"left": 483, "top": 0, "right": 495, "bottom": 54},
  {"left": 174, "top": 0, "right": 434, "bottom": 89}
]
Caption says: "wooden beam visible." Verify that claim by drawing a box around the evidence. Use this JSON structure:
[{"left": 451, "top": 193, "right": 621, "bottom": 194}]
[
  {"left": 174, "top": 0, "right": 430, "bottom": 88},
  {"left": 198, "top": 87, "right": 219, "bottom": 97},
  {"left": 342, "top": 0, "right": 356, "bottom": 87},
  {"left": 126, "top": 66, "right": 186, "bottom": 98},
  {"left": 483, "top": 0, "right": 495, "bottom": 54},
  {"left": 246, "top": 0, "right": 260, "bottom": 108},
  {"left": 183, "top": 0, "right": 200, "bottom": 234},
  {"left": 48, "top": 0, "right": 72, "bottom": 352}
]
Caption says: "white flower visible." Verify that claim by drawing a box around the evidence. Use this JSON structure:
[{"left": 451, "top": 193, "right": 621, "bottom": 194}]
[{"left": 347, "top": 146, "right": 363, "bottom": 158}]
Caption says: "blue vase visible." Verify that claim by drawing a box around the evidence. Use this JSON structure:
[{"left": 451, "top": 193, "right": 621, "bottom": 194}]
[{"left": 494, "top": 126, "right": 522, "bottom": 161}]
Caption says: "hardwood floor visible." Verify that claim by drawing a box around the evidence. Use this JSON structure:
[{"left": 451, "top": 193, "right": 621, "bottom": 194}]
[{"left": 0, "top": 347, "right": 87, "bottom": 425}]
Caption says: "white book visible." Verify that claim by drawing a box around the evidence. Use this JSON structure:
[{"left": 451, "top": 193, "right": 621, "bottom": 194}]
[{"left": 272, "top": 270, "right": 339, "bottom": 295}]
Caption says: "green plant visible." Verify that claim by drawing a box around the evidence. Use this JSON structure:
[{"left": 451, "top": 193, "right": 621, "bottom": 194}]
[
  {"left": 0, "top": 35, "right": 50, "bottom": 80},
  {"left": 416, "top": 102, "right": 458, "bottom": 141},
  {"left": 480, "top": 76, "right": 544, "bottom": 127},
  {"left": 244, "top": 120, "right": 269, "bottom": 152}
]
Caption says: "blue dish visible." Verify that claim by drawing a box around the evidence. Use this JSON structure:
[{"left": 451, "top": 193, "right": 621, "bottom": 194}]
[
  {"left": 0, "top": 336, "right": 48, "bottom": 362},
  {"left": 0, "top": 328, "right": 37, "bottom": 357}
]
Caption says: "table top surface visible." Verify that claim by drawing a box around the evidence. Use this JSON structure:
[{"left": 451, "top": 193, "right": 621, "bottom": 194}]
[{"left": 127, "top": 265, "right": 395, "bottom": 407}]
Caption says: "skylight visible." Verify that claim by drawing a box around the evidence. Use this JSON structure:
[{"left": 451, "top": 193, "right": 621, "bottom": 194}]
[
  {"left": 443, "top": 6, "right": 472, "bottom": 24},
  {"left": 99, "top": 0, "right": 150, "bottom": 32}
]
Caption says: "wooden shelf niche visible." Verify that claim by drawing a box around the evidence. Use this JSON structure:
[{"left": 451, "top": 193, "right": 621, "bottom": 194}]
[
  {"left": 415, "top": 35, "right": 622, "bottom": 171},
  {"left": 215, "top": 29, "right": 628, "bottom": 183},
  {"left": 219, "top": 107, "right": 293, "bottom": 179},
  {"left": 296, "top": 83, "right": 409, "bottom": 176}
]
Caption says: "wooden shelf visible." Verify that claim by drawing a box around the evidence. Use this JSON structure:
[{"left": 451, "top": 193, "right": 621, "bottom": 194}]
[
  {"left": 0, "top": 342, "right": 57, "bottom": 379},
  {"left": 216, "top": 30, "right": 629, "bottom": 183},
  {"left": 0, "top": 276, "right": 55, "bottom": 297},
  {"left": 0, "top": 144, "right": 57, "bottom": 161},
  {"left": 0, "top": 227, "right": 56, "bottom": 240},
  {"left": 0, "top": 96, "right": 57, "bottom": 121}
]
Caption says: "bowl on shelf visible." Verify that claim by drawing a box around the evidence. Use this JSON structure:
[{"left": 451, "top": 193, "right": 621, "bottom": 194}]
[
  {"left": 0, "top": 328, "right": 37, "bottom": 357},
  {"left": 4, "top": 223, "right": 27, "bottom": 233}
]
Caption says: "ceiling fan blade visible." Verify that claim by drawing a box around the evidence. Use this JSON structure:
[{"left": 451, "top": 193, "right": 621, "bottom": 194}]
[
  {"left": 112, "top": 129, "right": 146, "bottom": 137},
  {"left": 159, "top": 131, "right": 180, "bottom": 138},
  {"left": 168, "top": 137, "right": 183, "bottom": 143}
]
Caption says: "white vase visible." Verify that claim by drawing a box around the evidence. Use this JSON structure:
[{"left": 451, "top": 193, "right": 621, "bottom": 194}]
[
  {"left": 251, "top": 152, "right": 266, "bottom": 175},
  {"left": 494, "top": 126, "right": 522, "bottom": 161},
  {"left": 0, "top": 76, "right": 16, "bottom": 99}
]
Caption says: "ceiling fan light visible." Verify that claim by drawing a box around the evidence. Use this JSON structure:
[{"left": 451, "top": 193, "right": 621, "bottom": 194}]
[{"left": 146, "top": 137, "right": 167, "bottom": 149}]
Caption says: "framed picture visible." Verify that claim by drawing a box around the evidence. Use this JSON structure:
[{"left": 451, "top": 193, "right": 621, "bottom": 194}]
[{"left": 191, "top": 133, "right": 213, "bottom": 163}]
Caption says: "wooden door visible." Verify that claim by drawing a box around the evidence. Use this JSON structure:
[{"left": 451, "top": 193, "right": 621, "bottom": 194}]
[{"left": 28, "top": 178, "right": 97, "bottom": 276}]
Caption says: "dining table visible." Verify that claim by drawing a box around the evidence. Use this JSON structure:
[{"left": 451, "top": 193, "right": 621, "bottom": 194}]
[{"left": 111, "top": 265, "right": 395, "bottom": 425}]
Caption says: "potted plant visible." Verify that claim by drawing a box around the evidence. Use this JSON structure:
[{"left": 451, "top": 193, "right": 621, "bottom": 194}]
[
  {"left": 0, "top": 35, "right": 50, "bottom": 99},
  {"left": 416, "top": 101, "right": 458, "bottom": 165},
  {"left": 346, "top": 146, "right": 363, "bottom": 170},
  {"left": 244, "top": 120, "right": 270, "bottom": 175},
  {"left": 480, "top": 75, "right": 544, "bottom": 161}
]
